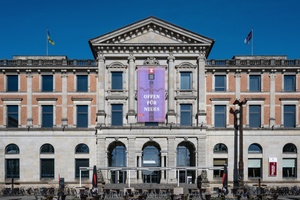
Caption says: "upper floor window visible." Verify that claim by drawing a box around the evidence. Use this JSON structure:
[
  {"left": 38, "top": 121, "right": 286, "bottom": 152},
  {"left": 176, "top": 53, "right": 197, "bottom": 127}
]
[
  {"left": 111, "top": 72, "right": 123, "bottom": 90},
  {"left": 7, "top": 75, "right": 18, "bottom": 92},
  {"left": 42, "top": 75, "right": 53, "bottom": 92},
  {"left": 249, "top": 105, "right": 261, "bottom": 128},
  {"left": 215, "top": 75, "right": 226, "bottom": 91},
  {"left": 284, "top": 105, "right": 296, "bottom": 128},
  {"left": 42, "top": 105, "right": 53, "bottom": 128},
  {"left": 75, "top": 143, "right": 89, "bottom": 154},
  {"left": 248, "top": 143, "right": 263, "bottom": 153},
  {"left": 40, "top": 144, "right": 55, "bottom": 154},
  {"left": 111, "top": 104, "right": 123, "bottom": 126},
  {"left": 180, "top": 72, "right": 192, "bottom": 90},
  {"left": 284, "top": 75, "right": 296, "bottom": 92},
  {"left": 214, "top": 105, "right": 226, "bottom": 128},
  {"left": 283, "top": 143, "right": 297, "bottom": 153},
  {"left": 5, "top": 144, "right": 20, "bottom": 154},
  {"left": 249, "top": 75, "right": 261, "bottom": 92},
  {"left": 77, "top": 75, "right": 88, "bottom": 92},
  {"left": 77, "top": 105, "right": 88, "bottom": 128},
  {"left": 180, "top": 104, "right": 192, "bottom": 126},
  {"left": 213, "top": 143, "right": 228, "bottom": 153},
  {"left": 7, "top": 105, "right": 18, "bottom": 128}
]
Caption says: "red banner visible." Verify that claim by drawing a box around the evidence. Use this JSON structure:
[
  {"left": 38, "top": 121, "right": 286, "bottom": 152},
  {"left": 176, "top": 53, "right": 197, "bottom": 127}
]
[{"left": 269, "top": 158, "right": 277, "bottom": 176}]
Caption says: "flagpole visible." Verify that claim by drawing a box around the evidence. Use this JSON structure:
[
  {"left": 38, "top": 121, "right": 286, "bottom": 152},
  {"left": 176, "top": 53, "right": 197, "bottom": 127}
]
[
  {"left": 251, "top": 28, "right": 254, "bottom": 56},
  {"left": 46, "top": 28, "right": 48, "bottom": 56}
]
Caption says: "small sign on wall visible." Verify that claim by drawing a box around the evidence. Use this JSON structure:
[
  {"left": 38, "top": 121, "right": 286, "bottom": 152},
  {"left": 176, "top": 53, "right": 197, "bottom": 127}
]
[{"left": 269, "top": 157, "right": 277, "bottom": 176}]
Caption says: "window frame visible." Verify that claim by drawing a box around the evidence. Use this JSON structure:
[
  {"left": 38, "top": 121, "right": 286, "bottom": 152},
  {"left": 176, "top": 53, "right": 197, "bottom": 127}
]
[
  {"left": 180, "top": 71, "right": 192, "bottom": 90},
  {"left": 284, "top": 74, "right": 296, "bottom": 92},
  {"left": 77, "top": 105, "right": 88, "bottom": 128},
  {"left": 249, "top": 74, "right": 261, "bottom": 92},
  {"left": 7, "top": 105, "right": 19, "bottom": 128},
  {"left": 41, "top": 105, "right": 53, "bottom": 128},
  {"left": 282, "top": 158, "right": 297, "bottom": 178},
  {"left": 6, "top": 159, "right": 20, "bottom": 178},
  {"left": 6, "top": 74, "right": 19, "bottom": 92},
  {"left": 40, "top": 159, "right": 55, "bottom": 179},
  {"left": 76, "top": 74, "right": 88, "bottom": 92},
  {"left": 249, "top": 105, "right": 261, "bottom": 128},
  {"left": 180, "top": 104, "right": 192, "bottom": 126},
  {"left": 111, "top": 71, "right": 123, "bottom": 90},
  {"left": 75, "top": 159, "right": 89, "bottom": 178},
  {"left": 41, "top": 75, "right": 54, "bottom": 92},
  {"left": 214, "top": 74, "right": 226, "bottom": 92},
  {"left": 248, "top": 158, "right": 262, "bottom": 178},
  {"left": 111, "top": 104, "right": 123, "bottom": 126},
  {"left": 214, "top": 105, "right": 226, "bottom": 128}
]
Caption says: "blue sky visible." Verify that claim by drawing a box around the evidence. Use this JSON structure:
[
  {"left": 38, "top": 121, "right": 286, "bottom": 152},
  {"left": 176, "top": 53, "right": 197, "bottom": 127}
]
[{"left": 1, "top": 0, "right": 299, "bottom": 60}]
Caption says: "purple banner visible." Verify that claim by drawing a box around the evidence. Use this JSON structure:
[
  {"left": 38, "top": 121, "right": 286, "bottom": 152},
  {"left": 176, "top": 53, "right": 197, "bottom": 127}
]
[{"left": 138, "top": 66, "right": 165, "bottom": 122}]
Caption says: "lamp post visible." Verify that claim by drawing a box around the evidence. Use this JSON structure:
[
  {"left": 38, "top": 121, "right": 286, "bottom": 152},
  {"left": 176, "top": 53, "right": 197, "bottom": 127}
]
[{"left": 233, "top": 99, "right": 247, "bottom": 189}]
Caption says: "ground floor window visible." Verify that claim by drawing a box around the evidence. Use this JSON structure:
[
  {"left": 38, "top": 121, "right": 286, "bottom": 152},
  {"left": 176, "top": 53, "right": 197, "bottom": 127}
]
[
  {"left": 248, "top": 158, "right": 262, "bottom": 178},
  {"left": 213, "top": 158, "right": 227, "bottom": 178},
  {"left": 75, "top": 159, "right": 89, "bottom": 178},
  {"left": 41, "top": 159, "right": 54, "bottom": 178},
  {"left": 283, "top": 158, "right": 296, "bottom": 178},
  {"left": 6, "top": 159, "right": 19, "bottom": 178}
]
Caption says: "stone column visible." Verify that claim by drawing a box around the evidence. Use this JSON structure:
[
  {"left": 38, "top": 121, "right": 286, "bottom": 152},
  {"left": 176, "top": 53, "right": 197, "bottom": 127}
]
[
  {"left": 235, "top": 70, "right": 241, "bottom": 99},
  {"left": 97, "top": 137, "right": 107, "bottom": 182},
  {"left": 167, "top": 136, "right": 176, "bottom": 183},
  {"left": 128, "top": 137, "right": 136, "bottom": 183},
  {"left": 167, "top": 54, "right": 176, "bottom": 124},
  {"left": 127, "top": 54, "right": 136, "bottom": 124},
  {"left": 96, "top": 53, "right": 106, "bottom": 124},
  {"left": 137, "top": 152, "right": 142, "bottom": 183},
  {"left": 61, "top": 70, "right": 68, "bottom": 127},
  {"left": 269, "top": 70, "right": 276, "bottom": 127},
  {"left": 197, "top": 54, "right": 207, "bottom": 125},
  {"left": 26, "top": 70, "right": 33, "bottom": 127},
  {"left": 197, "top": 136, "right": 208, "bottom": 186},
  {"left": 160, "top": 151, "right": 167, "bottom": 183}
]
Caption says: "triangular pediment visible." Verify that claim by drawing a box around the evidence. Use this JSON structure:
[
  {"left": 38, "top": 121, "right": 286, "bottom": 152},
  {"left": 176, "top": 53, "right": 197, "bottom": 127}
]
[
  {"left": 89, "top": 17, "right": 214, "bottom": 57},
  {"left": 90, "top": 17, "right": 214, "bottom": 45}
]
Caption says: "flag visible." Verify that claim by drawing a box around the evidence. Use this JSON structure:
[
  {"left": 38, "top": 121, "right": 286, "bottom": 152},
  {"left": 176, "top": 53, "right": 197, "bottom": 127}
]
[
  {"left": 244, "top": 30, "right": 252, "bottom": 44},
  {"left": 47, "top": 29, "right": 55, "bottom": 46}
]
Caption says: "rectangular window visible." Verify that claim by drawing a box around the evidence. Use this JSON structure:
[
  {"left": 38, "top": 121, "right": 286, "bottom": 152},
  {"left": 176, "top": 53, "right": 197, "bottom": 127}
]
[
  {"left": 7, "top": 75, "right": 18, "bottom": 92},
  {"left": 75, "top": 159, "right": 89, "bottom": 178},
  {"left": 77, "top": 105, "right": 88, "bottom": 128},
  {"left": 249, "top": 75, "right": 261, "bottom": 92},
  {"left": 213, "top": 159, "right": 227, "bottom": 178},
  {"left": 42, "top": 105, "right": 53, "bottom": 128},
  {"left": 112, "top": 72, "right": 123, "bottom": 90},
  {"left": 249, "top": 105, "right": 261, "bottom": 128},
  {"left": 41, "top": 159, "right": 54, "bottom": 178},
  {"left": 180, "top": 104, "right": 192, "bottom": 126},
  {"left": 215, "top": 75, "right": 226, "bottom": 91},
  {"left": 112, "top": 104, "right": 123, "bottom": 126},
  {"left": 248, "top": 158, "right": 262, "bottom": 178},
  {"left": 7, "top": 105, "right": 18, "bottom": 128},
  {"left": 180, "top": 72, "right": 192, "bottom": 90},
  {"left": 284, "top": 105, "right": 296, "bottom": 128},
  {"left": 284, "top": 75, "right": 296, "bottom": 92},
  {"left": 214, "top": 105, "right": 226, "bottom": 128},
  {"left": 42, "top": 75, "right": 53, "bottom": 92},
  {"left": 77, "top": 75, "right": 88, "bottom": 92},
  {"left": 6, "top": 159, "right": 19, "bottom": 178},
  {"left": 283, "top": 158, "right": 297, "bottom": 178}
]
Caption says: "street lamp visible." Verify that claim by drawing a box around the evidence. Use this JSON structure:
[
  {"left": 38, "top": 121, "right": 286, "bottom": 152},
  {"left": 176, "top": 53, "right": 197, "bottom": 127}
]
[{"left": 233, "top": 99, "right": 247, "bottom": 189}]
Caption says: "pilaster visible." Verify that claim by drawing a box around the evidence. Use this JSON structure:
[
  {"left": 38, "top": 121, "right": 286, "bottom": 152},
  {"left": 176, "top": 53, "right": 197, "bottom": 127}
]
[
  {"left": 167, "top": 136, "right": 176, "bottom": 183},
  {"left": 26, "top": 70, "right": 33, "bottom": 127},
  {"left": 167, "top": 54, "right": 176, "bottom": 124},
  {"left": 96, "top": 53, "right": 106, "bottom": 124},
  {"left": 61, "top": 70, "right": 68, "bottom": 126},
  {"left": 269, "top": 70, "right": 276, "bottom": 127},
  {"left": 127, "top": 54, "right": 136, "bottom": 124},
  {"left": 197, "top": 54, "right": 207, "bottom": 125}
]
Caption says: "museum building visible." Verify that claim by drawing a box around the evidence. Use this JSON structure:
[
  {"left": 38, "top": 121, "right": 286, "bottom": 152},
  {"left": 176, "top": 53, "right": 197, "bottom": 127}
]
[{"left": 0, "top": 17, "right": 299, "bottom": 188}]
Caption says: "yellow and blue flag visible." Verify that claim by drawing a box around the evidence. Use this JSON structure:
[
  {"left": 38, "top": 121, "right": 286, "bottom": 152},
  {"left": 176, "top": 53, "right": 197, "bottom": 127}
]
[{"left": 47, "top": 29, "right": 55, "bottom": 46}]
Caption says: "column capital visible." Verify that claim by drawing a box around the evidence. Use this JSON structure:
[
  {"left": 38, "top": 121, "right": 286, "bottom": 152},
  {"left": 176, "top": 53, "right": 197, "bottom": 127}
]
[
  {"left": 97, "top": 52, "right": 105, "bottom": 61},
  {"left": 128, "top": 55, "right": 136, "bottom": 61},
  {"left": 197, "top": 54, "right": 206, "bottom": 62},
  {"left": 167, "top": 55, "right": 175, "bottom": 62}
]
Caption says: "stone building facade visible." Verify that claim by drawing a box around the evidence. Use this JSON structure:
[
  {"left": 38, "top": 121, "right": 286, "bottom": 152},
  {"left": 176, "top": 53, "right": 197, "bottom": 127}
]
[{"left": 0, "top": 17, "right": 299, "bottom": 188}]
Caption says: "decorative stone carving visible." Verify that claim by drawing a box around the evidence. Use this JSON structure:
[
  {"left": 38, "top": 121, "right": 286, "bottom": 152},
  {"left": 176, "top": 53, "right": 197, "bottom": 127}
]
[{"left": 143, "top": 57, "right": 159, "bottom": 65}]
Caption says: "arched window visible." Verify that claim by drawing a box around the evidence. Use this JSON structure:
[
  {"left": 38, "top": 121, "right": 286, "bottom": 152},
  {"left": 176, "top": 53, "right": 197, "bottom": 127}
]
[
  {"left": 213, "top": 143, "right": 228, "bottom": 153},
  {"left": 248, "top": 143, "right": 263, "bottom": 153},
  {"left": 108, "top": 141, "right": 127, "bottom": 183},
  {"left": 75, "top": 143, "right": 89, "bottom": 153},
  {"left": 177, "top": 141, "right": 196, "bottom": 183},
  {"left": 142, "top": 141, "right": 161, "bottom": 184},
  {"left": 283, "top": 143, "right": 297, "bottom": 153},
  {"left": 40, "top": 144, "right": 54, "bottom": 154},
  {"left": 5, "top": 144, "right": 20, "bottom": 154}
]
